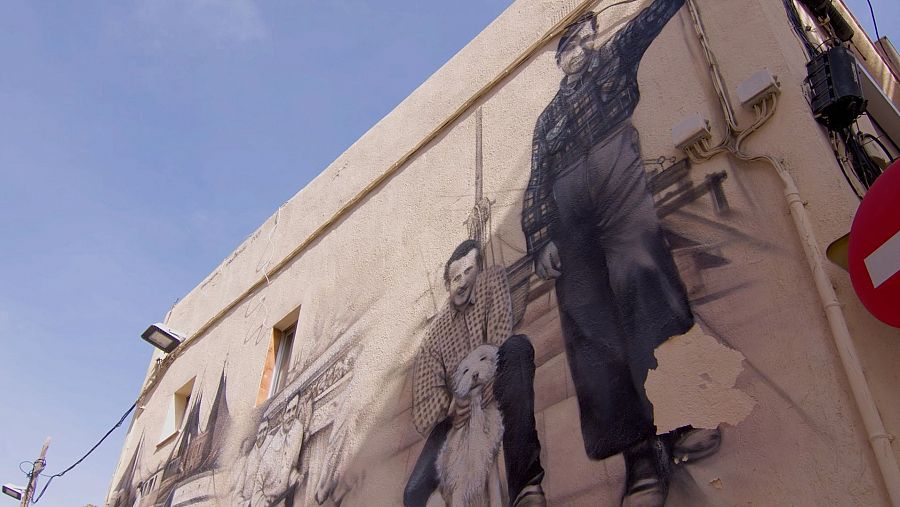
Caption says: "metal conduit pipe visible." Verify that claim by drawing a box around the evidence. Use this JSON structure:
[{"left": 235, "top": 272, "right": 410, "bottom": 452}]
[
  {"left": 684, "top": 0, "right": 900, "bottom": 503},
  {"left": 774, "top": 160, "right": 900, "bottom": 505}
]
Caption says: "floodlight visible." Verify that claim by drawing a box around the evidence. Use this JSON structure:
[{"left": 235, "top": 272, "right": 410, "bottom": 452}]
[
  {"left": 2, "top": 484, "right": 24, "bottom": 500},
  {"left": 141, "top": 323, "right": 186, "bottom": 353}
]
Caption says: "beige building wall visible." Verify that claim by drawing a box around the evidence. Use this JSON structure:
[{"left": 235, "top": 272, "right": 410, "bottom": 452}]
[{"left": 106, "top": 0, "right": 900, "bottom": 506}]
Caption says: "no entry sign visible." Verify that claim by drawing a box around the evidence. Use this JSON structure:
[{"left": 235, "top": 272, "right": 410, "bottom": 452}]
[{"left": 848, "top": 159, "right": 900, "bottom": 328}]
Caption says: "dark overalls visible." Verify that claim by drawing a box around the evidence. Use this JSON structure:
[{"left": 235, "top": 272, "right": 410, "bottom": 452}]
[{"left": 521, "top": 0, "right": 691, "bottom": 460}]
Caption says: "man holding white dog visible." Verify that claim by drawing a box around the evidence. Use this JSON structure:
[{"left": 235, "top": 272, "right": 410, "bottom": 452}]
[{"left": 405, "top": 239, "right": 546, "bottom": 507}]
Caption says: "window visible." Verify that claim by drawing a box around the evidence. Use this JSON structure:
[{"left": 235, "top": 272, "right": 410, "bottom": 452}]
[
  {"left": 256, "top": 308, "right": 300, "bottom": 405},
  {"left": 158, "top": 377, "right": 195, "bottom": 445},
  {"left": 269, "top": 324, "right": 296, "bottom": 396}
]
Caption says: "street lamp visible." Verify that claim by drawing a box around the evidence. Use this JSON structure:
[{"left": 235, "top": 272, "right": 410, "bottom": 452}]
[
  {"left": 141, "top": 323, "right": 186, "bottom": 353},
  {"left": 2, "top": 484, "right": 23, "bottom": 500}
]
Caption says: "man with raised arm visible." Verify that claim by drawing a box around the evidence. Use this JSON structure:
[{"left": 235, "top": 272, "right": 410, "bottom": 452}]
[{"left": 522, "top": 1, "right": 720, "bottom": 505}]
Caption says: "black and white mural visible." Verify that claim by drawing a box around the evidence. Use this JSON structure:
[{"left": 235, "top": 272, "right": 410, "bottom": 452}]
[
  {"left": 403, "top": 2, "right": 724, "bottom": 506},
  {"left": 110, "top": 0, "right": 858, "bottom": 504}
]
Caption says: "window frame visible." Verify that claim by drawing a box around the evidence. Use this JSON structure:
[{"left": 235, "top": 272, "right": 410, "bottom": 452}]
[
  {"left": 255, "top": 307, "right": 301, "bottom": 406},
  {"left": 268, "top": 324, "right": 296, "bottom": 398},
  {"left": 157, "top": 377, "right": 195, "bottom": 446}
]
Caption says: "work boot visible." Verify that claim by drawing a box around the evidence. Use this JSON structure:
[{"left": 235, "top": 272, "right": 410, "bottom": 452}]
[
  {"left": 622, "top": 437, "right": 671, "bottom": 507},
  {"left": 513, "top": 484, "right": 547, "bottom": 507},
  {"left": 671, "top": 426, "right": 722, "bottom": 464}
]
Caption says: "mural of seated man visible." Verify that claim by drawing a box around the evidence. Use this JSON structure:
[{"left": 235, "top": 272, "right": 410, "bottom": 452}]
[{"left": 405, "top": 239, "right": 546, "bottom": 507}]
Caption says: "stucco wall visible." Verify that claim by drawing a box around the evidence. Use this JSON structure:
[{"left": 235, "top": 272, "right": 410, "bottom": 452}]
[{"left": 107, "top": 0, "right": 900, "bottom": 506}]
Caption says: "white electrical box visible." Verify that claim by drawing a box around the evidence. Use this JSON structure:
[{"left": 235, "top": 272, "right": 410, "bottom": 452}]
[
  {"left": 672, "top": 113, "right": 712, "bottom": 150},
  {"left": 737, "top": 69, "right": 780, "bottom": 109}
]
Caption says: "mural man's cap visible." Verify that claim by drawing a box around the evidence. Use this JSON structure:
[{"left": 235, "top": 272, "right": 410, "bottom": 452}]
[{"left": 556, "top": 12, "right": 597, "bottom": 60}]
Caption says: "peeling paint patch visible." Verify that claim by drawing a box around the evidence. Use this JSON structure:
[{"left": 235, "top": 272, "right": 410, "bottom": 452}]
[{"left": 646, "top": 326, "right": 755, "bottom": 433}]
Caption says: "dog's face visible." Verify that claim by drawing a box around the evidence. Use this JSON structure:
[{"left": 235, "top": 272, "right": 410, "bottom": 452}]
[{"left": 452, "top": 344, "right": 499, "bottom": 398}]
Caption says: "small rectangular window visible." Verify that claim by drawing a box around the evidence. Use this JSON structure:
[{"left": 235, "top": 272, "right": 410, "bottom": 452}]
[
  {"left": 269, "top": 324, "right": 296, "bottom": 397},
  {"left": 256, "top": 307, "right": 300, "bottom": 406},
  {"left": 158, "top": 377, "right": 195, "bottom": 445}
]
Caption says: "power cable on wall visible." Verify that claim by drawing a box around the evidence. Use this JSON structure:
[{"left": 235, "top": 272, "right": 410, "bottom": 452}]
[
  {"left": 864, "top": 0, "right": 887, "bottom": 56},
  {"left": 839, "top": 126, "right": 884, "bottom": 188},
  {"left": 783, "top": 0, "right": 819, "bottom": 59},
  {"left": 683, "top": 0, "right": 900, "bottom": 500},
  {"left": 788, "top": 0, "right": 892, "bottom": 194},
  {"left": 829, "top": 130, "right": 867, "bottom": 199},
  {"left": 26, "top": 402, "right": 136, "bottom": 504}
]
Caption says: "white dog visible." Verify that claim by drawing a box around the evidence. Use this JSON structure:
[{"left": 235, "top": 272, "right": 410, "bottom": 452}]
[{"left": 436, "top": 344, "right": 505, "bottom": 507}]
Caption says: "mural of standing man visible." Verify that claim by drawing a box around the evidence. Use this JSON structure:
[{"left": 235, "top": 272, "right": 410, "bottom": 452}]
[{"left": 521, "top": 1, "right": 720, "bottom": 505}]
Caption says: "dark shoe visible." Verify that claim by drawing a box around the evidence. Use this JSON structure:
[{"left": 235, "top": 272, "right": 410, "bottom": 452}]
[
  {"left": 513, "top": 484, "right": 547, "bottom": 507},
  {"left": 672, "top": 427, "right": 722, "bottom": 464},
  {"left": 622, "top": 437, "right": 670, "bottom": 507}
]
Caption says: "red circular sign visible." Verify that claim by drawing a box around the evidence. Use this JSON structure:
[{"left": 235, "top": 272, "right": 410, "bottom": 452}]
[{"left": 848, "top": 159, "right": 900, "bottom": 328}]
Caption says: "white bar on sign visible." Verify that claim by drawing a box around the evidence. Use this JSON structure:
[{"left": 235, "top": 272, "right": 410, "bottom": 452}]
[{"left": 864, "top": 230, "right": 900, "bottom": 288}]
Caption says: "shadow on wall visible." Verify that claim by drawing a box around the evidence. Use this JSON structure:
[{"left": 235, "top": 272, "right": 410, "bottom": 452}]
[{"left": 109, "top": 368, "right": 231, "bottom": 507}]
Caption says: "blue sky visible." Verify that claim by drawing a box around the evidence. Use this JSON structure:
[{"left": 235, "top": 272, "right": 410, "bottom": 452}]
[{"left": 0, "top": 1, "right": 896, "bottom": 505}]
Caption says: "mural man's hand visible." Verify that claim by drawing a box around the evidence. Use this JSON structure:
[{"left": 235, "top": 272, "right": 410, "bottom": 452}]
[
  {"left": 452, "top": 396, "right": 471, "bottom": 429},
  {"left": 536, "top": 241, "right": 562, "bottom": 279}
]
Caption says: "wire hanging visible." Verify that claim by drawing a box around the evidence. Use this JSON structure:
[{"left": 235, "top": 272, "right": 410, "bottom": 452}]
[{"left": 31, "top": 403, "right": 137, "bottom": 504}]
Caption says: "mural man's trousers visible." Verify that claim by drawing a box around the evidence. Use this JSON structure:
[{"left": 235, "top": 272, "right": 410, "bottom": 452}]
[
  {"left": 550, "top": 121, "right": 693, "bottom": 460},
  {"left": 404, "top": 334, "right": 545, "bottom": 507}
]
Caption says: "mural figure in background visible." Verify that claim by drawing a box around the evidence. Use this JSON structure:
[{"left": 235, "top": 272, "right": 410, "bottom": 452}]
[
  {"left": 405, "top": 240, "right": 546, "bottom": 507},
  {"left": 521, "top": 1, "right": 720, "bottom": 505},
  {"left": 233, "top": 417, "right": 271, "bottom": 505},
  {"left": 252, "top": 392, "right": 313, "bottom": 506}
]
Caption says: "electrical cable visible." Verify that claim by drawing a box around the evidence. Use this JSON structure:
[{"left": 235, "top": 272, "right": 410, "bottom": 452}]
[
  {"left": 19, "top": 460, "right": 37, "bottom": 475},
  {"left": 864, "top": 112, "right": 900, "bottom": 154},
  {"left": 813, "top": 37, "right": 838, "bottom": 54},
  {"left": 783, "top": 0, "right": 819, "bottom": 59},
  {"left": 593, "top": 0, "right": 640, "bottom": 18},
  {"left": 858, "top": 131, "right": 896, "bottom": 165},
  {"left": 30, "top": 402, "right": 136, "bottom": 504},
  {"left": 683, "top": 1, "right": 900, "bottom": 500},
  {"left": 840, "top": 127, "right": 883, "bottom": 188},
  {"left": 864, "top": 0, "right": 887, "bottom": 56},
  {"left": 784, "top": 0, "right": 888, "bottom": 195},
  {"left": 684, "top": 0, "right": 738, "bottom": 136},
  {"left": 829, "top": 130, "right": 867, "bottom": 200}
]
